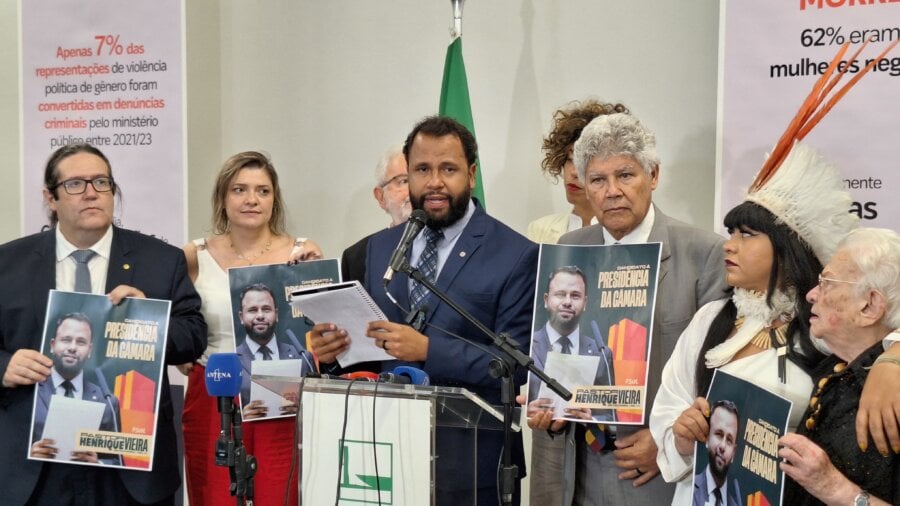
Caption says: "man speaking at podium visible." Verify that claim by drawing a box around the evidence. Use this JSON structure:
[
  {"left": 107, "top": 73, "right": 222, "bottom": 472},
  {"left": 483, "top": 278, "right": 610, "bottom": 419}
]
[
  {"left": 0, "top": 144, "right": 206, "bottom": 505},
  {"left": 311, "top": 116, "right": 538, "bottom": 505}
]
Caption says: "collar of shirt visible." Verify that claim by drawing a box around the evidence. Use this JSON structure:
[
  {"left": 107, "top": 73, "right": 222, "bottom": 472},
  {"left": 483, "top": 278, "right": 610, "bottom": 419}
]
[
  {"left": 55, "top": 226, "right": 113, "bottom": 293},
  {"left": 566, "top": 213, "right": 598, "bottom": 234},
  {"left": 544, "top": 322, "right": 581, "bottom": 355},
  {"left": 601, "top": 204, "right": 655, "bottom": 245},
  {"left": 409, "top": 199, "right": 476, "bottom": 279},
  {"left": 51, "top": 367, "right": 85, "bottom": 399},
  {"left": 244, "top": 336, "right": 281, "bottom": 361},
  {"left": 703, "top": 465, "right": 728, "bottom": 505}
]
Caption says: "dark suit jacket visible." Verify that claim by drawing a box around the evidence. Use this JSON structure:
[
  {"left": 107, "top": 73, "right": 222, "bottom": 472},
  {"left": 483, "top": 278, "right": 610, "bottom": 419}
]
[
  {"left": 363, "top": 204, "right": 539, "bottom": 495},
  {"left": 235, "top": 338, "right": 311, "bottom": 406},
  {"left": 529, "top": 325, "right": 615, "bottom": 421},
  {"left": 340, "top": 233, "right": 372, "bottom": 284},
  {"left": 0, "top": 227, "right": 207, "bottom": 505},
  {"left": 692, "top": 467, "right": 741, "bottom": 506}
]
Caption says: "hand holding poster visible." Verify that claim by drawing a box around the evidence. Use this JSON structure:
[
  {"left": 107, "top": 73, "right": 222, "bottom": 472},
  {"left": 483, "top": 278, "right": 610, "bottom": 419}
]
[
  {"left": 29, "top": 290, "right": 170, "bottom": 470},
  {"left": 228, "top": 259, "right": 340, "bottom": 421},
  {"left": 692, "top": 370, "right": 792, "bottom": 506},
  {"left": 526, "top": 243, "right": 661, "bottom": 425}
]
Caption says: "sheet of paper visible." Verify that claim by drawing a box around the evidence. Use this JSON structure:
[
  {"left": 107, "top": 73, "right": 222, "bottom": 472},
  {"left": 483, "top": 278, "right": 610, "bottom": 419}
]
[
  {"left": 250, "top": 359, "right": 303, "bottom": 418},
  {"left": 291, "top": 281, "right": 392, "bottom": 367},
  {"left": 38, "top": 395, "right": 106, "bottom": 462},
  {"left": 537, "top": 351, "right": 600, "bottom": 419}
]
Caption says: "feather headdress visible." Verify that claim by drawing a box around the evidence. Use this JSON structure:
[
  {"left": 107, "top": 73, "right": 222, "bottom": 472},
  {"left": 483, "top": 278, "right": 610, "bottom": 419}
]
[
  {"left": 745, "top": 39, "right": 897, "bottom": 263},
  {"left": 705, "top": 39, "right": 896, "bottom": 368}
]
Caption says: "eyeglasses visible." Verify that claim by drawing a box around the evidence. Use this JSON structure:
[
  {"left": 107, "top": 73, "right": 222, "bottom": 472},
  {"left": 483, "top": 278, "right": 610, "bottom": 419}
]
[
  {"left": 817, "top": 274, "right": 859, "bottom": 288},
  {"left": 380, "top": 174, "right": 409, "bottom": 189},
  {"left": 804, "top": 361, "right": 847, "bottom": 431},
  {"left": 53, "top": 177, "right": 114, "bottom": 195}
]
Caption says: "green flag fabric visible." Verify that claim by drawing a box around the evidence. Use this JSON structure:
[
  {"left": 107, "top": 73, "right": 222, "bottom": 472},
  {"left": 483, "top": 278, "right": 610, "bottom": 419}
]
[{"left": 439, "top": 36, "right": 485, "bottom": 208}]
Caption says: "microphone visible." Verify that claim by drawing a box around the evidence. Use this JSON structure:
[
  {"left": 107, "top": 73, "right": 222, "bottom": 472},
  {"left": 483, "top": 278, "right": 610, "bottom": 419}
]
[
  {"left": 378, "top": 366, "right": 430, "bottom": 385},
  {"left": 205, "top": 353, "right": 243, "bottom": 466},
  {"left": 383, "top": 209, "right": 428, "bottom": 283}
]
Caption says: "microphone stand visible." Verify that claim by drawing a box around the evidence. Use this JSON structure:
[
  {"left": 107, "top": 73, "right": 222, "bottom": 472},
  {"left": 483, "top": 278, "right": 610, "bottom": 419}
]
[
  {"left": 398, "top": 260, "right": 571, "bottom": 506},
  {"left": 216, "top": 399, "right": 258, "bottom": 505}
]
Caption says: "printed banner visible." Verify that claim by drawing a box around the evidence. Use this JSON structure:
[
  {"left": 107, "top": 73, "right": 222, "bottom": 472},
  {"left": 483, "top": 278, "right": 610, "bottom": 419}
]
[
  {"left": 718, "top": 1, "right": 900, "bottom": 230},
  {"left": 21, "top": 0, "right": 185, "bottom": 243},
  {"left": 692, "top": 370, "right": 793, "bottom": 506},
  {"left": 29, "top": 290, "right": 170, "bottom": 471},
  {"left": 526, "top": 243, "right": 661, "bottom": 425},
  {"left": 228, "top": 260, "right": 340, "bottom": 421}
]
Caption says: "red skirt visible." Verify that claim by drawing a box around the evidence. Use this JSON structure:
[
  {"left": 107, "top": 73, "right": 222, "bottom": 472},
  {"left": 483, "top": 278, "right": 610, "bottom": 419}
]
[{"left": 183, "top": 364, "right": 299, "bottom": 505}]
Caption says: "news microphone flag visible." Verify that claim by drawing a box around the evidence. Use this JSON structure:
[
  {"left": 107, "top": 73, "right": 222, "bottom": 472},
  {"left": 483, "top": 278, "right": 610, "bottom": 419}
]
[
  {"left": 439, "top": 36, "right": 485, "bottom": 208},
  {"left": 205, "top": 353, "right": 242, "bottom": 397}
]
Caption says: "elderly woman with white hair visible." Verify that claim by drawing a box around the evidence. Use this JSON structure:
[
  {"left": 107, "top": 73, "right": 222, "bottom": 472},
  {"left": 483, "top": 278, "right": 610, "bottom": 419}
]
[{"left": 779, "top": 228, "right": 900, "bottom": 506}]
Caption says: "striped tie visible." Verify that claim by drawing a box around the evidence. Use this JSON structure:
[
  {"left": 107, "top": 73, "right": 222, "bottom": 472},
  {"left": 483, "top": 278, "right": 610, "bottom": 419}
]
[{"left": 409, "top": 227, "right": 442, "bottom": 309}]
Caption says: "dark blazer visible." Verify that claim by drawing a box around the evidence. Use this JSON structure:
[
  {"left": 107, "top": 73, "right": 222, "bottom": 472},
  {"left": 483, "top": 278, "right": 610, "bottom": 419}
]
[
  {"left": 692, "top": 468, "right": 741, "bottom": 506},
  {"left": 0, "top": 227, "right": 207, "bottom": 505},
  {"left": 364, "top": 204, "right": 539, "bottom": 497},
  {"left": 235, "top": 338, "right": 311, "bottom": 406},
  {"left": 340, "top": 233, "right": 372, "bottom": 284},
  {"left": 529, "top": 325, "right": 615, "bottom": 421}
]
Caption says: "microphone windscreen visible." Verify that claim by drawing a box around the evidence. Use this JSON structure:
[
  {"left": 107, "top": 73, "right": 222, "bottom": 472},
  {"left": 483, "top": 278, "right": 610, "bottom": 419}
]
[
  {"left": 205, "top": 353, "right": 243, "bottom": 397},
  {"left": 392, "top": 365, "right": 430, "bottom": 386}
]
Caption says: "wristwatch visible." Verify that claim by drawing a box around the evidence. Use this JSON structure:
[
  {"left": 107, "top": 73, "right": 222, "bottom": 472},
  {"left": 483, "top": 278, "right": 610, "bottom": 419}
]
[{"left": 854, "top": 490, "right": 870, "bottom": 506}]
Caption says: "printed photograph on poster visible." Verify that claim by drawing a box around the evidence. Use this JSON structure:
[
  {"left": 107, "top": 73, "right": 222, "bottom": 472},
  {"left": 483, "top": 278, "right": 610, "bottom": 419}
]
[
  {"left": 692, "top": 370, "right": 792, "bottom": 506},
  {"left": 228, "top": 260, "right": 340, "bottom": 421},
  {"left": 526, "top": 242, "right": 661, "bottom": 425},
  {"left": 28, "top": 290, "right": 170, "bottom": 471}
]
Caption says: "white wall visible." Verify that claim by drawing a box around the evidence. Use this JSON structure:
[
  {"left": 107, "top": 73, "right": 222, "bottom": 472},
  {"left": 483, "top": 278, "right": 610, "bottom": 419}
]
[{"left": 2, "top": 0, "right": 722, "bottom": 250}]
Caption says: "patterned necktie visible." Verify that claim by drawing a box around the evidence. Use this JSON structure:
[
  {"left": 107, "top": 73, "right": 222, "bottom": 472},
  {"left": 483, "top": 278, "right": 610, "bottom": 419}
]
[
  {"left": 61, "top": 380, "right": 75, "bottom": 398},
  {"left": 260, "top": 345, "right": 273, "bottom": 360},
  {"left": 558, "top": 336, "right": 573, "bottom": 354},
  {"left": 713, "top": 487, "right": 723, "bottom": 506},
  {"left": 409, "top": 227, "right": 443, "bottom": 309},
  {"left": 71, "top": 249, "right": 97, "bottom": 293}
]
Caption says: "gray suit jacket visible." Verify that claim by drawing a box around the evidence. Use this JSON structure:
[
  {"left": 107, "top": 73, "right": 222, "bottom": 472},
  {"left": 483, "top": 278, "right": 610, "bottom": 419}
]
[{"left": 559, "top": 205, "right": 728, "bottom": 415}]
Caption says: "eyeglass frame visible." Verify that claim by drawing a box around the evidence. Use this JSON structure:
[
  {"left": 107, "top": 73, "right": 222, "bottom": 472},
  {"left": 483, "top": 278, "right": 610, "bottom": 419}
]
[
  {"left": 817, "top": 274, "right": 860, "bottom": 288},
  {"left": 51, "top": 177, "right": 115, "bottom": 195},
  {"left": 379, "top": 174, "right": 409, "bottom": 189}
]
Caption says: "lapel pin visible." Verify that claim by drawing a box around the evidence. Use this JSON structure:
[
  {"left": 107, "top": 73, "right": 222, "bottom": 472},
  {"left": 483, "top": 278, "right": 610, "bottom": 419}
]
[
  {"left": 123, "top": 264, "right": 131, "bottom": 270},
  {"left": 459, "top": 251, "right": 466, "bottom": 257}
]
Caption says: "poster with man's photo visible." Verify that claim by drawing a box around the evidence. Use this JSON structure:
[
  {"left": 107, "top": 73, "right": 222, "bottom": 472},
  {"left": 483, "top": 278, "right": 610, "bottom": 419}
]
[
  {"left": 28, "top": 290, "right": 170, "bottom": 471},
  {"left": 526, "top": 242, "right": 661, "bottom": 425},
  {"left": 692, "top": 370, "right": 792, "bottom": 506},
  {"left": 228, "top": 260, "right": 340, "bottom": 421}
]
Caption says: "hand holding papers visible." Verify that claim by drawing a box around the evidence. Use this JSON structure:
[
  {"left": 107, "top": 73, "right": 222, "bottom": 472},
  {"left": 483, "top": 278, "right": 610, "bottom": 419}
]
[
  {"left": 535, "top": 351, "right": 601, "bottom": 420},
  {"left": 31, "top": 395, "right": 105, "bottom": 463},
  {"left": 247, "top": 359, "right": 302, "bottom": 420},
  {"left": 291, "top": 281, "right": 392, "bottom": 367}
]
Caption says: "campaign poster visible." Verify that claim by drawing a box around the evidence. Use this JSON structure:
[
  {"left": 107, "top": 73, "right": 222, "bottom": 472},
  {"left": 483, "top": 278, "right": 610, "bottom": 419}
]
[
  {"left": 526, "top": 242, "right": 661, "bottom": 425},
  {"left": 29, "top": 290, "right": 170, "bottom": 471},
  {"left": 228, "top": 260, "right": 340, "bottom": 421},
  {"left": 692, "top": 370, "right": 793, "bottom": 506}
]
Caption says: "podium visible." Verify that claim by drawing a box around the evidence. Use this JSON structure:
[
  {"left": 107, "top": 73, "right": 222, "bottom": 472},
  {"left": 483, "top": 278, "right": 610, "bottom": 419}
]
[{"left": 254, "top": 375, "right": 519, "bottom": 505}]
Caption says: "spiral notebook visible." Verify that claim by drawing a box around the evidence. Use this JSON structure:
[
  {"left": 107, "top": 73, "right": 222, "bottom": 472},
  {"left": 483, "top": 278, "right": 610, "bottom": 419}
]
[{"left": 290, "top": 280, "right": 393, "bottom": 367}]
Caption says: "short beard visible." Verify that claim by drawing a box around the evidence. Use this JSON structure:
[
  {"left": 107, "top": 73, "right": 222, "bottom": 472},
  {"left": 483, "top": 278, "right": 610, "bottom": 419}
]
[
  {"left": 708, "top": 449, "right": 730, "bottom": 483},
  {"left": 53, "top": 355, "right": 86, "bottom": 379},
  {"left": 245, "top": 322, "right": 276, "bottom": 345},
  {"left": 412, "top": 185, "right": 471, "bottom": 229}
]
